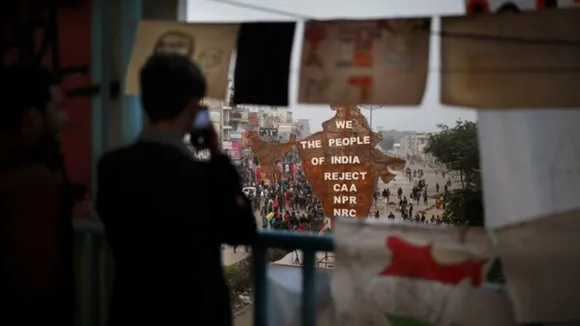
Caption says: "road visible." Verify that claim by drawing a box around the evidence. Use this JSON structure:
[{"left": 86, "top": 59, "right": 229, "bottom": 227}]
[{"left": 373, "top": 164, "right": 450, "bottom": 220}]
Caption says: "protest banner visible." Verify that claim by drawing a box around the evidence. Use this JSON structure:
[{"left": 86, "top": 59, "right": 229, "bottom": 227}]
[{"left": 332, "top": 219, "right": 517, "bottom": 326}]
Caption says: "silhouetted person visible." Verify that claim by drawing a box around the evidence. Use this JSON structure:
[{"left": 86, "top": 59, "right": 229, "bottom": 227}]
[
  {"left": 0, "top": 63, "right": 74, "bottom": 325},
  {"left": 96, "top": 54, "right": 257, "bottom": 326}
]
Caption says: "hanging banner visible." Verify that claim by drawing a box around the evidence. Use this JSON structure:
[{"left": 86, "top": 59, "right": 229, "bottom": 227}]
[
  {"left": 491, "top": 209, "right": 580, "bottom": 323},
  {"left": 298, "top": 19, "right": 430, "bottom": 106},
  {"left": 125, "top": 21, "right": 239, "bottom": 100},
  {"left": 332, "top": 219, "right": 517, "bottom": 326},
  {"left": 230, "top": 140, "right": 241, "bottom": 159},
  {"left": 464, "top": 0, "right": 580, "bottom": 15},
  {"left": 478, "top": 109, "right": 580, "bottom": 323},
  {"left": 441, "top": 10, "right": 580, "bottom": 109},
  {"left": 294, "top": 106, "right": 405, "bottom": 219},
  {"left": 248, "top": 106, "right": 405, "bottom": 208}
]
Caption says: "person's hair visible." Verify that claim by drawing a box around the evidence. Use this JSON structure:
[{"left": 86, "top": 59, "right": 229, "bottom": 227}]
[
  {"left": 0, "top": 63, "right": 60, "bottom": 131},
  {"left": 139, "top": 53, "right": 206, "bottom": 123}
]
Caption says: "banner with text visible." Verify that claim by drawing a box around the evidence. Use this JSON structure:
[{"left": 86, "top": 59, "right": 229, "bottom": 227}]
[
  {"left": 332, "top": 219, "right": 517, "bottom": 326},
  {"left": 294, "top": 106, "right": 405, "bottom": 219},
  {"left": 298, "top": 19, "right": 430, "bottom": 106},
  {"left": 125, "top": 21, "right": 239, "bottom": 100},
  {"left": 248, "top": 106, "right": 404, "bottom": 214},
  {"left": 259, "top": 127, "right": 278, "bottom": 138},
  {"left": 441, "top": 10, "right": 580, "bottom": 109}
]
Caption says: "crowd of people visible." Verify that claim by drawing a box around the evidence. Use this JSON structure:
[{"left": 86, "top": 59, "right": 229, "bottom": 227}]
[
  {"left": 369, "top": 166, "right": 454, "bottom": 224},
  {"left": 241, "top": 169, "right": 324, "bottom": 233}
]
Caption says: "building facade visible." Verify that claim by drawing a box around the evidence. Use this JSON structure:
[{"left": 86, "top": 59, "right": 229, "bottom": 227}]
[
  {"left": 398, "top": 133, "right": 435, "bottom": 163},
  {"left": 227, "top": 107, "right": 250, "bottom": 161},
  {"left": 294, "top": 119, "right": 311, "bottom": 139},
  {"left": 277, "top": 122, "right": 295, "bottom": 142}
]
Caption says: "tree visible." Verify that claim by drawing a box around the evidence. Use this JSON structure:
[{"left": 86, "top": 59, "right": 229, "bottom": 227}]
[
  {"left": 423, "top": 121, "right": 503, "bottom": 282},
  {"left": 379, "top": 133, "right": 395, "bottom": 151},
  {"left": 424, "top": 120, "right": 482, "bottom": 225},
  {"left": 423, "top": 121, "right": 479, "bottom": 189}
]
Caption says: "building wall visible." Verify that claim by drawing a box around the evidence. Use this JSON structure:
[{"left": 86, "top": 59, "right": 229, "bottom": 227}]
[
  {"left": 295, "top": 119, "right": 311, "bottom": 139},
  {"left": 399, "top": 133, "right": 434, "bottom": 162},
  {"left": 257, "top": 107, "right": 292, "bottom": 126}
]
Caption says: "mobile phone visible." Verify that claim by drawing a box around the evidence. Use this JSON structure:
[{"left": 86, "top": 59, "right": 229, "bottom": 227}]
[
  {"left": 190, "top": 106, "right": 212, "bottom": 150},
  {"left": 194, "top": 109, "right": 210, "bottom": 129}
]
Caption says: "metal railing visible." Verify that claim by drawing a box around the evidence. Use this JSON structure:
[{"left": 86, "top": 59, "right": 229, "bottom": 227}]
[
  {"left": 73, "top": 220, "right": 333, "bottom": 326},
  {"left": 75, "top": 221, "right": 547, "bottom": 326},
  {"left": 74, "top": 220, "right": 105, "bottom": 326},
  {"left": 252, "top": 231, "right": 333, "bottom": 326}
]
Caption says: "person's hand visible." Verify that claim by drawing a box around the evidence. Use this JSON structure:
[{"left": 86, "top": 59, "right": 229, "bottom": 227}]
[{"left": 208, "top": 124, "right": 220, "bottom": 156}]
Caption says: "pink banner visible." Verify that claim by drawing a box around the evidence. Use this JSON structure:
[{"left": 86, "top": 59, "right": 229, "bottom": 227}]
[{"left": 230, "top": 140, "right": 241, "bottom": 159}]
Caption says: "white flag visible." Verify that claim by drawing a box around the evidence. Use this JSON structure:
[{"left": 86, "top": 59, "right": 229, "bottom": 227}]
[{"left": 332, "top": 219, "right": 517, "bottom": 326}]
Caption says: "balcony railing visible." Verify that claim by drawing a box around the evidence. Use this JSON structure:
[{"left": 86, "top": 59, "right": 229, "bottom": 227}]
[
  {"left": 253, "top": 231, "right": 333, "bottom": 326},
  {"left": 74, "top": 220, "right": 526, "bottom": 326},
  {"left": 73, "top": 220, "right": 332, "bottom": 326}
]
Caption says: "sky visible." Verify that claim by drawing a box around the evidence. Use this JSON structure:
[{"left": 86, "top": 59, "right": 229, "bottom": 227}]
[{"left": 187, "top": 0, "right": 476, "bottom": 132}]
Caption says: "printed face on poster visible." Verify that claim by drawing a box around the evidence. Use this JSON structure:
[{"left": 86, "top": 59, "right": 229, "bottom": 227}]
[
  {"left": 125, "top": 21, "right": 239, "bottom": 100},
  {"left": 298, "top": 19, "right": 430, "bottom": 106}
]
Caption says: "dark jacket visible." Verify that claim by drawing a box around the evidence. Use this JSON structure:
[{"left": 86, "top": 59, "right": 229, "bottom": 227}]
[
  {"left": 0, "top": 132, "right": 74, "bottom": 325},
  {"left": 96, "top": 139, "right": 257, "bottom": 326}
]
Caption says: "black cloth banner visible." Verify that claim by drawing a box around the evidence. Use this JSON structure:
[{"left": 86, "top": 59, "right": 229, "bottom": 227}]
[{"left": 233, "top": 22, "right": 295, "bottom": 106}]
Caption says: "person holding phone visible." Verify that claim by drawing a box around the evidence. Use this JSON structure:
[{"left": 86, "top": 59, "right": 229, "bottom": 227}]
[{"left": 96, "top": 53, "right": 257, "bottom": 326}]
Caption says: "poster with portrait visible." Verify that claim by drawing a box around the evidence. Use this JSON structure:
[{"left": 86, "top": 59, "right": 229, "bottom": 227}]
[
  {"left": 298, "top": 19, "right": 430, "bottom": 106},
  {"left": 125, "top": 21, "right": 239, "bottom": 100},
  {"left": 332, "top": 219, "right": 517, "bottom": 326},
  {"left": 441, "top": 9, "right": 580, "bottom": 109}
]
